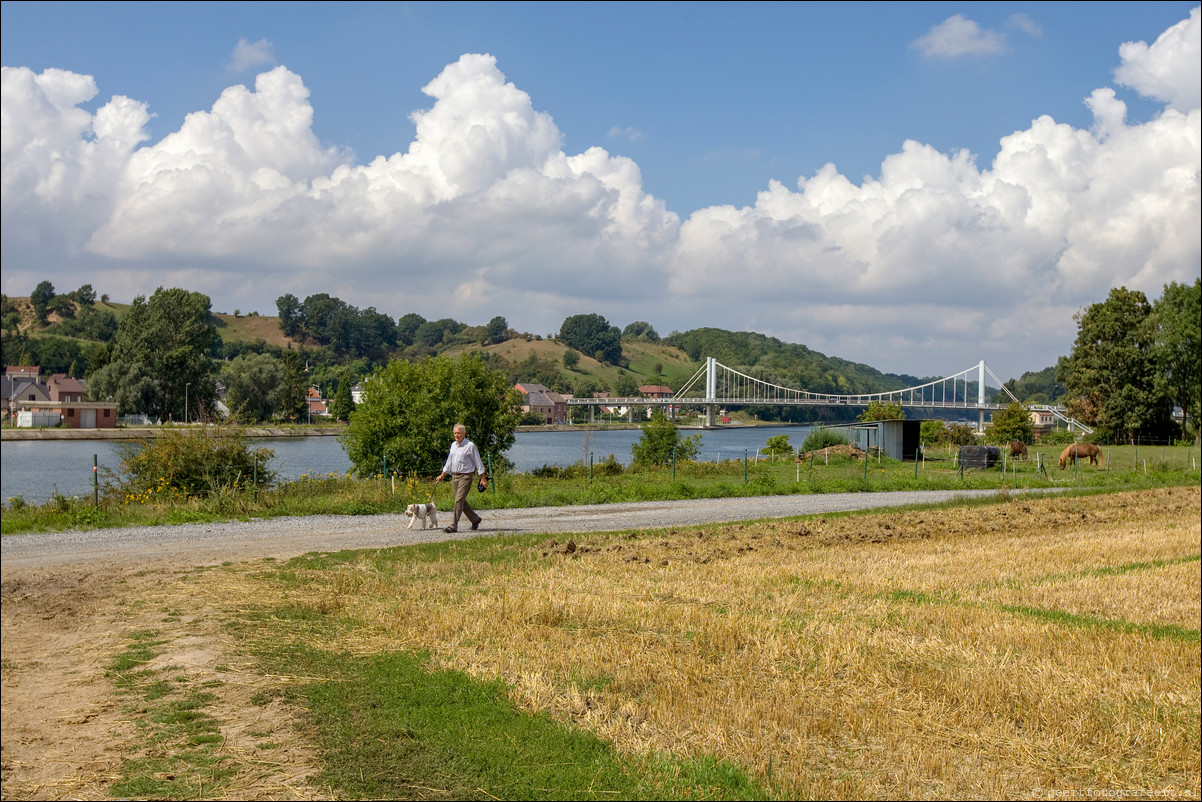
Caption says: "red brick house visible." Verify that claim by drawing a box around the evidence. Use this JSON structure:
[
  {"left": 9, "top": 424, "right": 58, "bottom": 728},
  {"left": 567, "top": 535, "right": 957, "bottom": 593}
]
[
  {"left": 306, "top": 387, "right": 330, "bottom": 418},
  {"left": 6, "top": 366, "right": 116, "bottom": 428},
  {"left": 638, "top": 384, "right": 674, "bottom": 399},
  {"left": 47, "top": 374, "right": 86, "bottom": 403},
  {"left": 515, "top": 382, "right": 568, "bottom": 424}
]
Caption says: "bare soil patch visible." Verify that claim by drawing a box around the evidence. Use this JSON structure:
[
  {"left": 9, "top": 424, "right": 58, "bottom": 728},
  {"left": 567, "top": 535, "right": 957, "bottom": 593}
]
[{"left": 1, "top": 561, "right": 324, "bottom": 801}]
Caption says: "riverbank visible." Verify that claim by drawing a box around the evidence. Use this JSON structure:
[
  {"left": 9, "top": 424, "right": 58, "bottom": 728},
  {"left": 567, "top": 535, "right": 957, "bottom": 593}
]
[
  {"left": 519, "top": 421, "right": 803, "bottom": 432},
  {"left": 0, "top": 425, "right": 345, "bottom": 441},
  {"left": 2, "top": 420, "right": 801, "bottom": 440}
]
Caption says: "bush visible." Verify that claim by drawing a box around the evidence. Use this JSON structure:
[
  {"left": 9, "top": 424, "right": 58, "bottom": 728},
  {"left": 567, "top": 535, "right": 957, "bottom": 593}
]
[
  {"left": 631, "top": 411, "right": 700, "bottom": 467},
  {"left": 761, "top": 435, "right": 793, "bottom": 458},
  {"left": 594, "top": 453, "right": 624, "bottom": 476},
  {"left": 1038, "top": 428, "right": 1079, "bottom": 445},
  {"left": 117, "top": 427, "right": 276, "bottom": 499},
  {"left": 801, "top": 428, "right": 847, "bottom": 453},
  {"left": 937, "top": 423, "right": 978, "bottom": 447}
]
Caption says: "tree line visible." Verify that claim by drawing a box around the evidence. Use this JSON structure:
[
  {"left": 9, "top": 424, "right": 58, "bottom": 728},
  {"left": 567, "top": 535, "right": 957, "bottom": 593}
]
[
  {"left": 2, "top": 280, "right": 1197, "bottom": 444},
  {"left": 1056, "top": 281, "right": 1200, "bottom": 444}
]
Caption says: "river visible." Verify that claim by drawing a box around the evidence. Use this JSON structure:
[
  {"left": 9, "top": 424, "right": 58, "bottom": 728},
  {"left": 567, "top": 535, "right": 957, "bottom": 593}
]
[{"left": 1, "top": 425, "right": 811, "bottom": 504}]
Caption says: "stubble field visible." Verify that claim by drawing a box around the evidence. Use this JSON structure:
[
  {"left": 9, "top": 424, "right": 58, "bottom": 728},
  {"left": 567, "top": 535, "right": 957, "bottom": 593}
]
[{"left": 2, "top": 486, "right": 1199, "bottom": 800}]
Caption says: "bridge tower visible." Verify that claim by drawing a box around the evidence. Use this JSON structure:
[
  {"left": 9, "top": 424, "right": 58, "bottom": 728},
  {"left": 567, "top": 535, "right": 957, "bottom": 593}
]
[
  {"left": 978, "top": 360, "right": 987, "bottom": 433},
  {"left": 705, "top": 357, "right": 717, "bottom": 427}
]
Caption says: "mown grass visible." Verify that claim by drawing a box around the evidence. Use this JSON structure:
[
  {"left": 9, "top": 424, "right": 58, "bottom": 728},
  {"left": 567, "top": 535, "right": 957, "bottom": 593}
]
[
  {"left": 3, "top": 443, "right": 1199, "bottom": 535},
  {"left": 204, "top": 486, "right": 1199, "bottom": 800},
  {"left": 105, "top": 629, "right": 236, "bottom": 800},
  {"left": 252, "top": 643, "right": 765, "bottom": 800}
]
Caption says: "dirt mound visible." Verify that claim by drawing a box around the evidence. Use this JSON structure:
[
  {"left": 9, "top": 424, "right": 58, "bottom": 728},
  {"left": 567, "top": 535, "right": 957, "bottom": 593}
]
[{"left": 797, "top": 443, "right": 867, "bottom": 461}]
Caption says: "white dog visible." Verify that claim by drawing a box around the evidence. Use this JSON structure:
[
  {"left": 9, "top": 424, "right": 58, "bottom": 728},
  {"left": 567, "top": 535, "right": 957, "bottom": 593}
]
[{"left": 404, "top": 502, "right": 438, "bottom": 530}]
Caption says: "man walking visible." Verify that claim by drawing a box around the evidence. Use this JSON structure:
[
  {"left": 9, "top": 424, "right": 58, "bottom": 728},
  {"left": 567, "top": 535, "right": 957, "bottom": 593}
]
[{"left": 434, "top": 423, "right": 487, "bottom": 533}]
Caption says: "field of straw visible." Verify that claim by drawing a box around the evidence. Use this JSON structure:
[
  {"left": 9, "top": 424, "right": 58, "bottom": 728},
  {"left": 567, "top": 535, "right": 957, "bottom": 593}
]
[{"left": 265, "top": 486, "right": 1201, "bottom": 799}]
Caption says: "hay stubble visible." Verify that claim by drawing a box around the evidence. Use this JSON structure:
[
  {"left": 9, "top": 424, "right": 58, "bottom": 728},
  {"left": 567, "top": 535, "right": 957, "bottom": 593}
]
[{"left": 282, "top": 487, "right": 1201, "bottom": 799}]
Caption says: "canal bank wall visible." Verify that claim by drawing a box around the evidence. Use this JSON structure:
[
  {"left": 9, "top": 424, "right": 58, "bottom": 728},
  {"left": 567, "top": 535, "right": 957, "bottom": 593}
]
[{"left": 0, "top": 426, "right": 345, "bottom": 441}]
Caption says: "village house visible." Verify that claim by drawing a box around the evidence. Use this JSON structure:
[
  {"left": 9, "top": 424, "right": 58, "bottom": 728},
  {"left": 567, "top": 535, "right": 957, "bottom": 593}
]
[
  {"left": 47, "top": 374, "right": 86, "bottom": 403},
  {"left": 4, "top": 365, "right": 117, "bottom": 428},
  {"left": 637, "top": 384, "right": 674, "bottom": 399},
  {"left": 638, "top": 383, "right": 678, "bottom": 417},
  {"left": 1029, "top": 408, "right": 1057, "bottom": 439},
  {"left": 3, "top": 368, "right": 50, "bottom": 422},
  {"left": 307, "top": 387, "right": 330, "bottom": 418},
  {"left": 515, "top": 382, "right": 569, "bottom": 424}
]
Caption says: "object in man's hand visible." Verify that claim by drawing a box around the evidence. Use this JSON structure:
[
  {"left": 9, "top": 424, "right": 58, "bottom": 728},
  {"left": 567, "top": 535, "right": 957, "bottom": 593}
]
[{"left": 477, "top": 481, "right": 487, "bottom": 493}]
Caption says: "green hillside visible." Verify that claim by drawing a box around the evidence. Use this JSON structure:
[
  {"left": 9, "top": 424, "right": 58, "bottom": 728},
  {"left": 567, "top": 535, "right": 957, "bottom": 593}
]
[{"left": 3, "top": 287, "right": 1048, "bottom": 415}]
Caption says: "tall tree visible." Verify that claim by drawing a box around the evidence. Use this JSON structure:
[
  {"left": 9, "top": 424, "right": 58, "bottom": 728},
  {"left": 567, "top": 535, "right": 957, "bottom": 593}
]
[
  {"left": 1153, "top": 279, "right": 1201, "bottom": 442},
  {"left": 276, "top": 293, "right": 303, "bottom": 338},
  {"left": 622, "top": 321, "right": 659, "bottom": 342},
  {"left": 327, "top": 376, "right": 356, "bottom": 422},
  {"left": 30, "top": 280, "right": 55, "bottom": 324},
  {"left": 71, "top": 284, "right": 96, "bottom": 307},
  {"left": 220, "top": 353, "right": 285, "bottom": 423},
  {"left": 1057, "top": 287, "right": 1174, "bottom": 444},
  {"left": 560, "top": 314, "right": 623, "bottom": 365},
  {"left": 340, "top": 354, "right": 521, "bottom": 477},
  {"left": 396, "top": 313, "right": 426, "bottom": 346},
  {"left": 111, "top": 287, "right": 218, "bottom": 421},
  {"left": 276, "top": 348, "right": 309, "bottom": 422},
  {"left": 87, "top": 359, "right": 160, "bottom": 416},
  {"left": 484, "top": 315, "right": 509, "bottom": 345}
]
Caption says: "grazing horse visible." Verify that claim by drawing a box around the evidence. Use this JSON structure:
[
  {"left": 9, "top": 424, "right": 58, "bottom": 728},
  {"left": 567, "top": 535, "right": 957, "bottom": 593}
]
[
  {"left": 1008, "top": 440, "right": 1028, "bottom": 460},
  {"left": 1059, "top": 443, "right": 1102, "bottom": 470}
]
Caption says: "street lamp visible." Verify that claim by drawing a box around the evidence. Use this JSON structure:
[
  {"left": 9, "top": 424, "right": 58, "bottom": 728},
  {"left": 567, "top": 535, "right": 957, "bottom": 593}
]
[{"left": 185, "top": 382, "right": 190, "bottom": 424}]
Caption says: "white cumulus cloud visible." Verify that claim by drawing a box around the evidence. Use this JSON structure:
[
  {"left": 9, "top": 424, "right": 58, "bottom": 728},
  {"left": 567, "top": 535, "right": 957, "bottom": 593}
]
[
  {"left": 229, "top": 37, "right": 276, "bottom": 72},
  {"left": 1114, "top": 5, "right": 1201, "bottom": 113},
  {"left": 1, "top": 11, "right": 1199, "bottom": 381},
  {"left": 911, "top": 15, "right": 1007, "bottom": 58}
]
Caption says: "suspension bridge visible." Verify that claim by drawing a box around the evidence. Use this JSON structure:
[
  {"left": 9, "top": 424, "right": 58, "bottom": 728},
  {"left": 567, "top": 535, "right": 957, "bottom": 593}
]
[{"left": 566, "top": 358, "right": 1091, "bottom": 432}]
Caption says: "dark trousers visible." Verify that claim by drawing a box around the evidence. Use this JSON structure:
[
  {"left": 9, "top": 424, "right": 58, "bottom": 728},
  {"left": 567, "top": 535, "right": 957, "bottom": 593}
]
[{"left": 450, "top": 473, "right": 481, "bottom": 529}]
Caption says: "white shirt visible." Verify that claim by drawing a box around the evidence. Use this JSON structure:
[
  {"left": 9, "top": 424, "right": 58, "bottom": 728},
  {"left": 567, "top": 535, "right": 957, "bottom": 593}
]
[{"left": 442, "top": 438, "right": 485, "bottom": 475}]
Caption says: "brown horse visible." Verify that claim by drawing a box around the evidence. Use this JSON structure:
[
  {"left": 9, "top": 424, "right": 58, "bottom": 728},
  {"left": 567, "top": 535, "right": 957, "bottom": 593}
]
[
  {"left": 1059, "top": 443, "right": 1102, "bottom": 470},
  {"left": 1009, "top": 440, "right": 1028, "bottom": 460}
]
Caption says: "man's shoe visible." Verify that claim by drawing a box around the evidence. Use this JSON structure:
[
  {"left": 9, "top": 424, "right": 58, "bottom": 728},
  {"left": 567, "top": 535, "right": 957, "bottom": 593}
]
[
  {"left": 443, "top": 526, "right": 458, "bottom": 533},
  {"left": 470, "top": 520, "right": 480, "bottom": 531}
]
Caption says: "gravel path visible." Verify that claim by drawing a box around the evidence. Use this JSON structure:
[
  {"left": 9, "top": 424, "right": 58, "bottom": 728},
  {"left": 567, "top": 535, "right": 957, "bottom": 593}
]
[{"left": 1, "top": 489, "right": 1065, "bottom": 570}]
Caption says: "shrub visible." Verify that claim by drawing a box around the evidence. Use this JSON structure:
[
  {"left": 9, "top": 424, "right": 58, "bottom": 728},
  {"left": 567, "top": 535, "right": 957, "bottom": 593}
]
[
  {"left": 1039, "top": 428, "right": 1079, "bottom": 445},
  {"left": 117, "top": 427, "right": 276, "bottom": 499},
  {"left": 760, "top": 434, "right": 793, "bottom": 458},
  {"left": 631, "top": 411, "right": 700, "bottom": 467},
  {"left": 801, "top": 428, "right": 847, "bottom": 453},
  {"left": 594, "top": 453, "right": 624, "bottom": 476},
  {"left": 937, "top": 423, "right": 978, "bottom": 447}
]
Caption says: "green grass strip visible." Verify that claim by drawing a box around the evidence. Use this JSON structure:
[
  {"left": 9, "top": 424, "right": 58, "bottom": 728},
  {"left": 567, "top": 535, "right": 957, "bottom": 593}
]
[
  {"left": 106, "top": 631, "right": 236, "bottom": 800},
  {"left": 271, "top": 644, "right": 768, "bottom": 801},
  {"left": 884, "top": 588, "right": 1200, "bottom": 642},
  {"left": 992, "top": 603, "right": 1200, "bottom": 641},
  {"left": 989, "top": 554, "right": 1202, "bottom": 590}
]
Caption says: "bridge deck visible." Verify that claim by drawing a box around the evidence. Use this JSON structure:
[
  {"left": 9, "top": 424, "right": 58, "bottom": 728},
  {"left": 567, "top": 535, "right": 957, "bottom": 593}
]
[{"left": 566, "top": 397, "right": 1012, "bottom": 410}]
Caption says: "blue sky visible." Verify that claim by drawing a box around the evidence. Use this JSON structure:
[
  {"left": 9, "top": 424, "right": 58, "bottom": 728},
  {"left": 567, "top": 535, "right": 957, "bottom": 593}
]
[{"left": 2, "top": 1, "right": 1200, "bottom": 382}]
